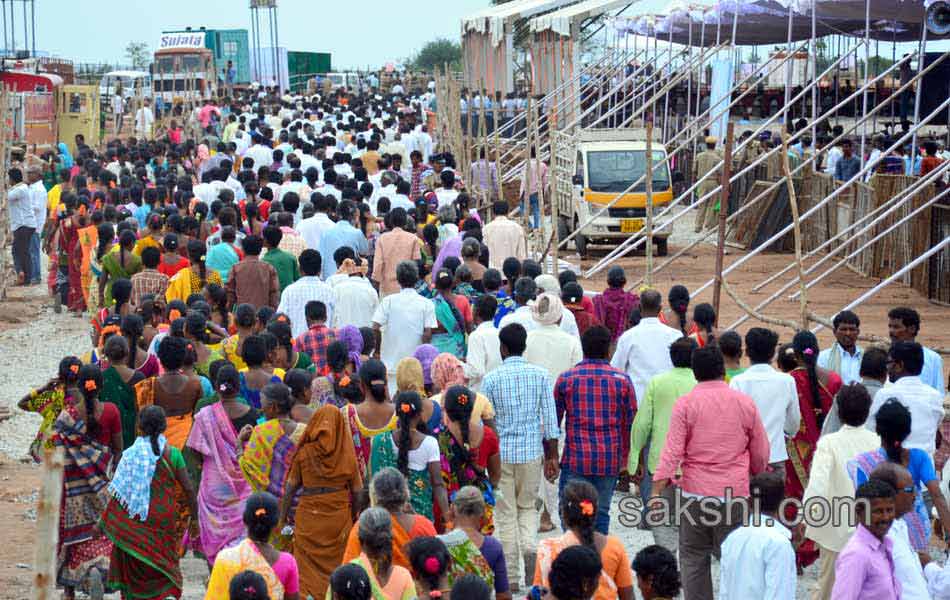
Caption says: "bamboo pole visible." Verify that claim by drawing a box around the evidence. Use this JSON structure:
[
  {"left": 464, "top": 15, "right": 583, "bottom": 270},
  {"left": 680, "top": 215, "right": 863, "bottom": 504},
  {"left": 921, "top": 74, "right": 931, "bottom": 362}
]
[
  {"left": 549, "top": 121, "right": 559, "bottom": 275},
  {"left": 0, "top": 86, "right": 10, "bottom": 299},
  {"left": 712, "top": 122, "right": 734, "bottom": 320},
  {"left": 523, "top": 96, "right": 533, "bottom": 228},
  {"left": 32, "top": 448, "right": 64, "bottom": 600},
  {"left": 644, "top": 119, "right": 654, "bottom": 287},
  {"left": 493, "top": 92, "right": 502, "bottom": 205},
  {"left": 781, "top": 130, "right": 808, "bottom": 329}
]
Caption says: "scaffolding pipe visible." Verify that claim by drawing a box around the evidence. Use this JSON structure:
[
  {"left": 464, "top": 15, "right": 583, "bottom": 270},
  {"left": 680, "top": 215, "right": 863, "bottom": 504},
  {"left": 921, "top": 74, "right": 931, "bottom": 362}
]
[
  {"left": 728, "top": 160, "right": 950, "bottom": 330},
  {"left": 626, "top": 49, "right": 929, "bottom": 287},
  {"left": 688, "top": 95, "right": 950, "bottom": 299},
  {"left": 585, "top": 45, "right": 862, "bottom": 276},
  {"left": 812, "top": 236, "right": 950, "bottom": 335}
]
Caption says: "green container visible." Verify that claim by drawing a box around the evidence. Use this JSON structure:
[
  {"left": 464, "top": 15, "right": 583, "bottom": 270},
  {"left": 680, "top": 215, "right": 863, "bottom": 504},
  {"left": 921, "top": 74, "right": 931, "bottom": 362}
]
[
  {"left": 287, "top": 51, "right": 331, "bottom": 91},
  {"left": 211, "top": 29, "right": 251, "bottom": 84}
]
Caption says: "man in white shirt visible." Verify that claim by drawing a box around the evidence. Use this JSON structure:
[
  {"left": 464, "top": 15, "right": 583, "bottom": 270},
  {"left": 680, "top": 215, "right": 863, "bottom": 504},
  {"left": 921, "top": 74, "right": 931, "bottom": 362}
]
[
  {"left": 276, "top": 249, "right": 335, "bottom": 338},
  {"left": 296, "top": 194, "right": 335, "bottom": 250},
  {"left": 249, "top": 136, "right": 277, "bottom": 172},
  {"left": 331, "top": 259, "right": 379, "bottom": 329},
  {"left": 372, "top": 261, "right": 437, "bottom": 394},
  {"left": 524, "top": 293, "right": 583, "bottom": 383},
  {"left": 610, "top": 289, "right": 683, "bottom": 401},
  {"left": 824, "top": 138, "right": 843, "bottom": 176},
  {"left": 8, "top": 168, "right": 35, "bottom": 285},
  {"left": 483, "top": 201, "right": 527, "bottom": 270},
  {"left": 870, "top": 462, "right": 931, "bottom": 600},
  {"left": 729, "top": 327, "right": 800, "bottom": 475},
  {"left": 803, "top": 383, "right": 882, "bottom": 599},
  {"left": 818, "top": 310, "right": 864, "bottom": 385},
  {"left": 27, "top": 167, "right": 47, "bottom": 285},
  {"left": 465, "top": 295, "right": 502, "bottom": 392},
  {"left": 867, "top": 341, "right": 944, "bottom": 457},
  {"left": 112, "top": 93, "right": 125, "bottom": 136},
  {"left": 719, "top": 472, "right": 796, "bottom": 600},
  {"left": 134, "top": 98, "right": 155, "bottom": 140},
  {"left": 888, "top": 306, "right": 945, "bottom": 393}
]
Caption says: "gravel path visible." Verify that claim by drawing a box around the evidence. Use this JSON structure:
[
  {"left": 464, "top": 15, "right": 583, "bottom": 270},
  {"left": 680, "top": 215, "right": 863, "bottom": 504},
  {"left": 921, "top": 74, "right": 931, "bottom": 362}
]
[{"left": 0, "top": 287, "right": 90, "bottom": 460}]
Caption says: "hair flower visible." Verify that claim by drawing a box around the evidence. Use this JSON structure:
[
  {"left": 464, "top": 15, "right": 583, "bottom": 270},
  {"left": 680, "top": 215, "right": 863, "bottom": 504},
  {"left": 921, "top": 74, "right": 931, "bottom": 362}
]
[
  {"left": 424, "top": 556, "right": 442, "bottom": 574},
  {"left": 579, "top": 500, "right": 595, "bottom": 516},
  {"left": 400, "top": 402, "right": 412, "bottom": 414},
  {"left": 457, "top": 394, "right": 468, "bottom": 406},
  {"left": 254, "top": 507, "right": 267, "bottom": 517},
  {"left": 339, "top": 375, "right": 351, "bottom": 387},
  {"left": 69, "top": 364, "right": 80, "bottom": 374},
  {"left": 803, "top": 348, "right": 815, "bottom": 356},
  {"left": 84, "top": 380, "right": 97, "bottom": 392}
]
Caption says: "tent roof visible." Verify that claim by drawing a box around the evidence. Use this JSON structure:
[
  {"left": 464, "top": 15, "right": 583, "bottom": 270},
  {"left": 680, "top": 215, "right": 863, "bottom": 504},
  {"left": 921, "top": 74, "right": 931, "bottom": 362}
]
[
  {"left": 614, "top": 0, "right": 942, "bottom": 44},
  {"left": 463, "top": 0, "right": 581, "bottom": 45},
  {"left": 530, "top": 0, "right": 633, "bottom": 35}
]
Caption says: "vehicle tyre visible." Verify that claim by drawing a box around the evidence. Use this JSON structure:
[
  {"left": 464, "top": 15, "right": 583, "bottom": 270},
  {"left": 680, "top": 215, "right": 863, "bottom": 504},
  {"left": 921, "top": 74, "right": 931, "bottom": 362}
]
[
  {"left": 557, "top": 217, "right": 570, "bottom": 242},
  {"left": 656, "top": 237, "right": 668, "bottom": 257},
  {"left": 575, "top": 228, "right": 588, "bottom": 256}
]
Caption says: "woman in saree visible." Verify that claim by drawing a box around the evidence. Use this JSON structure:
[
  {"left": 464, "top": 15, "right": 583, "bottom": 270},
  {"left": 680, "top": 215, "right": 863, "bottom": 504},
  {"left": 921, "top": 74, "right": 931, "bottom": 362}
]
[
  {"left": 100, "top": 406, "right": 200, "bottom": 600},
  {"left": 184, "top": 311, "right": 223, "bottom": 379},
  {"left": 440, "top": 486, "right": 508, "bottom": 598},
  {"left": 19, "top": 356, "right": 82, "bottom": 462},
  {"left": 207, "top": 492, "right": 301, "bottom": 600},
  {"left": 346, "top": 360, "right": 397, "bottom": 484},
  {"left": 345, "top": 507, "right": 417, "bottom": 600},
  {"left": 268, "top": 318, "right": 314, "bottom": 374},
  {"left": 284, "top": 368, "right": 315, "bottom": 424},
  {"left": 849, "top": 397, "right": 950, "bottom": 552},
  {"left": 430, "top": 269, "right": 468, "bottom": 359},
  {"left": 279, "top": 404, "right": 362, "bottom": 600},
  {"left": 135, "top": 336, "right": 203, "bottom": 449},
  {"left": 369, "top": 391, "right": 449, "bottom": 526},
  {"left": 239, "top": 382, "right": 306, "bottom": 551},
  {"left": 100, "top": 229, "right": 142, "bottom": 308},
  {"left": 437, "top": 386, "right": 500, "bottom": 534},
  {"left": 240, "top": 333, "right": 286, "bottom": 410},
  {"left": 187, "top": 364, "right": 258, "bottom": 564},
  {"left": 89, "top": 222, "right": 114, "bottom": 311},
  {"left": 223, "top": 303, "right": 257, "bottom": 371},
  {"left": 429, "top": 353, "right": 495, "bottom": 429},
  {"left": 784, "top": 330, "right": 842, "bottom": 569},
  {"left": 165, "top": 239, "right": 222, "bottom": 304},
  {"left": 122, "top": 313, "right": 160, "bottom": 378},
  {"left": 400, "top": 352, "right": 442, "bottom": 434},
  {"left": 100, "top": 336, "right": 145, "bottom": 450},
  {"left": 312, "top": 341, "right": 354, "bottom": 408},
  {"left": 343, "top": 468, "right": 438, "bottom": 569},
  {"left": 51, "top": 192, "right": 86, "bottom": 313},
  {"left": 92, "top": 277, "right": 133, "bottom": 344},
  {"left": 53, "top": 365, "right": 122, "bottom": 600},
  {"left": 533, "top": 481, "right": 634, "bottom": 600},
  {"left": 77, "top": 210, "right": 100, "bottom": 310}
]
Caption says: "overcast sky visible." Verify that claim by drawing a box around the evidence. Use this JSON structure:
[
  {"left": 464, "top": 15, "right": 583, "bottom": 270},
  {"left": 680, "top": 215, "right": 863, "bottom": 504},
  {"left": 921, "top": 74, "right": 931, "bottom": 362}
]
[
  {"left": 32, "top": 0, "right": 487, "bottom": 69},
  {"left": 29, "top": 0, "right": 940, "bottom": 70}
]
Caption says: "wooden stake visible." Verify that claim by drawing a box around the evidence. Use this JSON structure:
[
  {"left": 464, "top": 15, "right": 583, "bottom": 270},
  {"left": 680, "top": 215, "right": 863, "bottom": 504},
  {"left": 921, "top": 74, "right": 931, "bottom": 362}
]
[
  {"left": 523, "top": 96, "right": 533, "bottom": 229},
  {"left": 645, "top": 120, "right": 654, "bottom": 288},
  {"left": 781, "top": 129, "right": 808, "bottom": 329},
  {"left": 550, "top": 119, "right": 560, "bottom": 275},
  {"left": 32, "top": 448, "right": 64, "bottom": 600},
  {"left": 712, "top": 122, "right": 734, "bottom": 320},
  {"left": 0, "top": 87, "right": 10, "bottom": 299}
]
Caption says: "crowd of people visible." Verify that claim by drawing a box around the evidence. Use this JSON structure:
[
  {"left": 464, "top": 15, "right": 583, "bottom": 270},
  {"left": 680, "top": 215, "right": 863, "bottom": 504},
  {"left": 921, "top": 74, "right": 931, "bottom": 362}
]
[{"left": 9, "top": 82, "right": 950, "bottom": 600}]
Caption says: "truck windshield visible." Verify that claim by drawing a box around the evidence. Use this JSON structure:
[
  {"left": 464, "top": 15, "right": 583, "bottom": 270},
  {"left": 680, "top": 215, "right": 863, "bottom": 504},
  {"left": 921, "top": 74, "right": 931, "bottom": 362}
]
[{"left": 587, "top": 150, "right": 670, "bottom": 193}]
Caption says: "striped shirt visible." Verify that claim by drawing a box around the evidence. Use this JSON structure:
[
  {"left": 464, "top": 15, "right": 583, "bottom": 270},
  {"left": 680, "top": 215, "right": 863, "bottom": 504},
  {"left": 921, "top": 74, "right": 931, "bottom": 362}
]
[{"left": 482, "top": 356, "right": 559, "bottom": 464}]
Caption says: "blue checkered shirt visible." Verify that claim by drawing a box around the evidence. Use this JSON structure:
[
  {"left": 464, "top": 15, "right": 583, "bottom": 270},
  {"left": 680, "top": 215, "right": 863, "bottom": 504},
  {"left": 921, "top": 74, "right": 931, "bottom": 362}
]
[{"left": 482, "top": 356, "right": 559, "bottom": 464}]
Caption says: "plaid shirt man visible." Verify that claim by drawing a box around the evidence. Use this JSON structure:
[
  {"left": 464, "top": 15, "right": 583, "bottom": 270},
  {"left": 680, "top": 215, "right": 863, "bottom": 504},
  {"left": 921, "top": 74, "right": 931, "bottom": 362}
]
[
  {"left": 130, "top": 268, "right": 169, "bottom": 308},
  {"left": 410, "top": 163, "right": 430, "bottom": 200},
  {"left": 294, "top": 323, "right": 336, "bottom": 374},
  {"left": 555, "top": 359, "right": 636, "bottom": 476},
  {"left": 482, "top": 355, "right": 559, "bottom": 464}
]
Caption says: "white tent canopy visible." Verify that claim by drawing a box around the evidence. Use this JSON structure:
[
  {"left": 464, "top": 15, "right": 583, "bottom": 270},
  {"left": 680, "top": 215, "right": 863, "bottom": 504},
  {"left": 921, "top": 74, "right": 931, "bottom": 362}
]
[
  {"left": 462, "top": 0, "right": 581, "bottom": 47},
  {"left": 530, "top": 0, "right": 634, "bottom": 36},
  {"left": 613, "top": 0, "right": 943, "bottom": 45}
]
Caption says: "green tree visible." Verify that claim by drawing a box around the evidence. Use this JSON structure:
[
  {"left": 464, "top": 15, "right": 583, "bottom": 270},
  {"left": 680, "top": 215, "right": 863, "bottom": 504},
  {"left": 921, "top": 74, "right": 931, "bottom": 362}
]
[
  {"left": 125, "top": 41, "right": 150, "bottom": 70},
  {"left": 413, "top": 38, "right": 462, "bottom": 71}
]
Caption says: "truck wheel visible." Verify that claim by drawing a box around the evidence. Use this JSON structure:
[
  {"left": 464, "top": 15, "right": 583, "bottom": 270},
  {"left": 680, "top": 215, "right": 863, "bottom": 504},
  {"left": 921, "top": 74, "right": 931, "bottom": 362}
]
[
  {"left": 656, "top": 237, "right": 669, "bottom": 257},
  {"left": 557, "top": 217, "right": 570, "bottom": 243},
  {"left": 575, "top": 229, "right": 588, "bottom": 256}
]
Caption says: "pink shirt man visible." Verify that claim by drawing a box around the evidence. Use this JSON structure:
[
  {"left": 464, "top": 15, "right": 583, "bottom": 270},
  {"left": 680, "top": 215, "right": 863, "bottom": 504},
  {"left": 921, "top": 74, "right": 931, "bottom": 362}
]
[{"left": 653, "top": 380, "right": 770, "bottom": 497}]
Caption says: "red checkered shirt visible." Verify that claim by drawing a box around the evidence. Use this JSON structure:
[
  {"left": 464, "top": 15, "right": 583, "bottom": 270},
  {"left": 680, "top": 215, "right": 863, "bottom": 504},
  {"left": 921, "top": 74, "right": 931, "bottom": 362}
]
[
  {"left": 294, "top": 324, "right": 336, "bottom": 374},
  {"left": 130, "top": 269, "right": 170, "bottom": 308}
]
